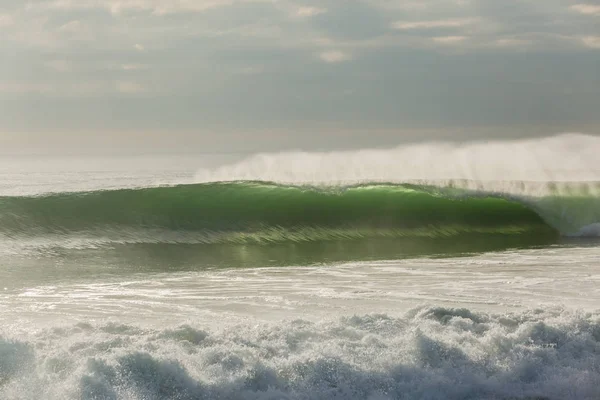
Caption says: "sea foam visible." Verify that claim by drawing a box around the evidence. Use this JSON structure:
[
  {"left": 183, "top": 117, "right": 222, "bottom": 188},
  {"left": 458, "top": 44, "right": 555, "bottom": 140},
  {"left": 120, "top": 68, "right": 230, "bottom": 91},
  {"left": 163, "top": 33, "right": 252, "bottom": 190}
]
[{"left": 1, "top": 306, "right": 599, "bottom": 400}]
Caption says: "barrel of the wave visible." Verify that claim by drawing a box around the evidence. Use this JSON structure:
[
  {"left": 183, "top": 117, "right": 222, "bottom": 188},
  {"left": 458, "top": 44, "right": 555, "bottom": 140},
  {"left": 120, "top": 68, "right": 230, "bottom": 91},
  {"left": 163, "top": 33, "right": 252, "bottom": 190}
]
[{"left": 0, "top": 182, "right": 560, "bottom": 248}]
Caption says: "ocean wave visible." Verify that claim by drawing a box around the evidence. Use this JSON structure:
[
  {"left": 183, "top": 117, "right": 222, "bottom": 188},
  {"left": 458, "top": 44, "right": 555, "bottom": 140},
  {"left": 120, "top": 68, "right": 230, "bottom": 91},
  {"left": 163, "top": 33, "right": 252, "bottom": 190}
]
[
  {"left": 1, "top": 181, "right": 599, "bottom": 245},
  {"left": 1, "top": 306, "right": 599, "bottom": 399}
]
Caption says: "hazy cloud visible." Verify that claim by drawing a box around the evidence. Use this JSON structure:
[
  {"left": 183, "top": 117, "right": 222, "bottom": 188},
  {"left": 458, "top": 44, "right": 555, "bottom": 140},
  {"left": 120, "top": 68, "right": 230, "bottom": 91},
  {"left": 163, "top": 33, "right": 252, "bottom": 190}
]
[
  {"left": 432, "top": 35, "right": 468, "bottom": 44},
  {"left": 1, "top": 0, "right": 599, "bottom": 151},
  {"left": 295, "top": 6, "right": 326, "bottom": 17},
  {"left": 45, "top": 59, "right": 72, "bottom": 72},
  {"left": 392, "top": 18, "right": 478, "bottom": 30},
  {"left": 570, "top": 4, "right": 600, "bottom": 16},
  {"left": 581, "top": 36, "right": 600, "bottom": 48},
  {"left": 116, "top": 81, "right": 146, "bottom": 93},
  {"left": 0, "top": 82, "right": 53, "bottom": 94},
  {"left": 310, "top": 1, "right": 389, "bottom": 40},
  {"left": 59, "top": 20, "right": 82, "bottom": 32},
  {"left": 28, "top": 0, "right": 236, "bottom": 15},
  {"left": 494, "top": 37, "right": 533, "bottom": 47},
  {"left": 0, "top": 14, "right": 14, "bottom": 28},
  {"left": 121, "top": 64, "right": 149, "bottom": 71},
  {"left": 319, "top": 50, "right": 351, "bottom": 63}
]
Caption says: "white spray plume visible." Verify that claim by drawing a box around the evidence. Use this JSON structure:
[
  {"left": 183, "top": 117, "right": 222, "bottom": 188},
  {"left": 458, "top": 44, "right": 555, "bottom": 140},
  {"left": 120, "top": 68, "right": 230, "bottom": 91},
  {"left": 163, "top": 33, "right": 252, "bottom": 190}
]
[{"left": 195, "top": 133, "right": 600, "bottom": 188}]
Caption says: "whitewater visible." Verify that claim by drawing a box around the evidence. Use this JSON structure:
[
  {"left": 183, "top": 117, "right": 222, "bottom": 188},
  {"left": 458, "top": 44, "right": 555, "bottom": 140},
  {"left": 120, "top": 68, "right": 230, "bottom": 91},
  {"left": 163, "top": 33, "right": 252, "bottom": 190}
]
[{"left": 1, "top": 133, "right": 600, "bottom": 400}]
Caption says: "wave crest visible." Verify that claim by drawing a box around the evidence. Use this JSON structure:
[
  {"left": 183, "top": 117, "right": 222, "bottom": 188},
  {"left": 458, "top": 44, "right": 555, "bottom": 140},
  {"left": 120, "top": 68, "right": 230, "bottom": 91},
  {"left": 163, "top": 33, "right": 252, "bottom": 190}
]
[{"left": 0, "top": 182, "right": 563, "bottom": 242}]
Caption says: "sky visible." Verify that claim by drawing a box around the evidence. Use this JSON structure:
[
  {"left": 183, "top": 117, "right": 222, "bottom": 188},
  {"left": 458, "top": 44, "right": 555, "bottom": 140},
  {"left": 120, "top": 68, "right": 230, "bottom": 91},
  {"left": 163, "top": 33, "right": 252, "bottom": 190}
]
[{"left": 1, "top": 0, "right": 599, "bottom": 153}]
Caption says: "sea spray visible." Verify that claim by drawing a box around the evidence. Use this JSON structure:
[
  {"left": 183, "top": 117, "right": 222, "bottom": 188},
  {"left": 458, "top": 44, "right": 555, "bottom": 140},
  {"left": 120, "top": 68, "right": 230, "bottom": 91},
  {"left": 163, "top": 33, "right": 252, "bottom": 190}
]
[{"left": 194, "top": 133, "right": 600, "bottom": 185}]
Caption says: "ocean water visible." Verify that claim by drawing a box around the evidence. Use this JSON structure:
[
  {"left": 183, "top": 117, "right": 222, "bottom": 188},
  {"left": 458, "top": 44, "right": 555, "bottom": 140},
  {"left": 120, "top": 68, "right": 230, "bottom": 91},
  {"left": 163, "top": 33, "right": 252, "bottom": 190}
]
[{"left": 1, "top": 134, "right": 600, "bottom": 400}]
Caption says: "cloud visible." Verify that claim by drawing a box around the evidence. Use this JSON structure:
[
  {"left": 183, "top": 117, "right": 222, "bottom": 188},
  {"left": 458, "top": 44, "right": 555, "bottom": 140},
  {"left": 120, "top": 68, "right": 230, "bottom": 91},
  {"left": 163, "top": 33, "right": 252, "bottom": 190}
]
[
  {"left": 581, "top": 36, "right": 600, "bottom": 48},
  {"left": 59, "top": 20, "right": 83, "bottom": 34},
  {"left": 570, "top": 4, "right": 600, "bottom": 16},
  {"left": 319, "top": 50, "right": 351, "bottom": 63},
  {"left": 2, "top": 0, "right": 600, "bottom": 141},
  {"left": 0, "top": 14, "right": 14, "bottom": 28},
  {"left": 116, "top": 81, "right": 146, "bottom": 93},
  {"left": 33, "top": 0, "right": 235, "bottom": 15},
  {"left": 295, "top": 6, "right": 326, "bottom": 17},
  {"left": 494, "top": 38, "right": 532, "bottom": 47},
  {"left": 392, "top": 18, "right": 477, "bottom": 30},
  {"left": 45, "top": 60, "right": 72, "bottom": 72},
  {"left": 234, "top": 65, "right": 265, "bottom": 75},
  {"left": 432, "top": 36, "right": 467, "bottom": 44},
  {"left": 5, "top": 0, "right": 598, "bottom": 55},
  {"left": 0, "top": 80, "right": 148, "bottom": 96},
  {"left": 121, "top": 64, "right": 149, "bottom": 71},
  {"left": 148, "top": 1, "right": 235, "bottom": 16},
  {"left": 0, "top": 82, "right": 53, "bottom": 94},
  {"left": 311, "top": 2, "right": 388, "bottom": 40}
]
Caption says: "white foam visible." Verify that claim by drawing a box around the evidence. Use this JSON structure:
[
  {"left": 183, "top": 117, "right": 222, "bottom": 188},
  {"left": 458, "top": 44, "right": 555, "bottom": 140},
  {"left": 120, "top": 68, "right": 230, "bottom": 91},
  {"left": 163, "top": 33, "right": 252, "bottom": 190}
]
[
  {"left": 1, "top": 307, "right": 599, "bottom": 400},
  {"left": 573, "top": 223, "right": 600, "bottom": 237}
]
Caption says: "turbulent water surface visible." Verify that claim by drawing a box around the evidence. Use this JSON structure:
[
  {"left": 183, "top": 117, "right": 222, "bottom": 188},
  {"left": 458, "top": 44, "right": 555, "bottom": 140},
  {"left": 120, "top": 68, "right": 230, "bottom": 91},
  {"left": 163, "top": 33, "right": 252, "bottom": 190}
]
[{"left": 1, "top": 136, "right": 600, "bottom": 400}]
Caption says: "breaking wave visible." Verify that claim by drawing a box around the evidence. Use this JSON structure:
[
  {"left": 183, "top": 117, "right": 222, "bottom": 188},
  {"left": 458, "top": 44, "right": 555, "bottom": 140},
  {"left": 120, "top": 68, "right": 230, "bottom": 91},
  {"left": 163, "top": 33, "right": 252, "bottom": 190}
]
[{"left": 1, "top": 181, "right": 600, "bottom": 247}]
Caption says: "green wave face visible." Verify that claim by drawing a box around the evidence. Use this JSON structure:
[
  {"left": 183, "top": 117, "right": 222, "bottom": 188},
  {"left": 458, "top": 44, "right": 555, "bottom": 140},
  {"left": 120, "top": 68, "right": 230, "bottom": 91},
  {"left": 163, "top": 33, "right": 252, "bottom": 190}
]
[{"left": 0, "top": 182, "right": 559, "bottom": 245}]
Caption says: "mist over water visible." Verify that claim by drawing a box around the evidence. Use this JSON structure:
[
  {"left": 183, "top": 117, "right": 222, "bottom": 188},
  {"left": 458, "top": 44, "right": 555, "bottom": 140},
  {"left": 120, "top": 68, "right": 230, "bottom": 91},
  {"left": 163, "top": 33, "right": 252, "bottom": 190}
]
[{"left": 195, "top": 133, "right": 600, "bottom": 186}]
